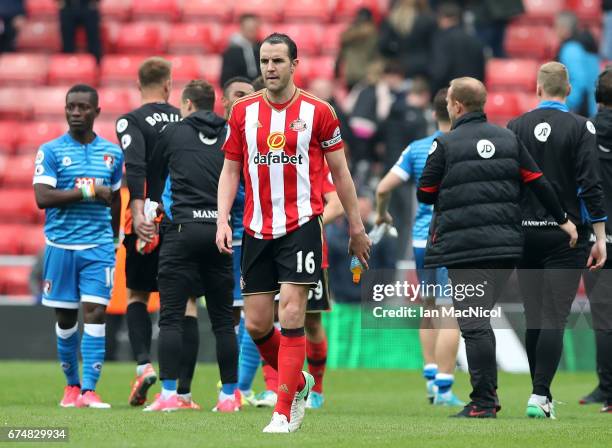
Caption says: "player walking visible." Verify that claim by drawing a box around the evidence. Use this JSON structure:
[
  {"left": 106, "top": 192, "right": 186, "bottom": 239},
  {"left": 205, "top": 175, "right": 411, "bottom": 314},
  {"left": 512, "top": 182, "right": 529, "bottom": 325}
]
[
  {"left": 34, "top": 85, "right": 123, "bottom": 409},
  {"left": 217, "top": 33, "right": 371, "bottom": 432}
]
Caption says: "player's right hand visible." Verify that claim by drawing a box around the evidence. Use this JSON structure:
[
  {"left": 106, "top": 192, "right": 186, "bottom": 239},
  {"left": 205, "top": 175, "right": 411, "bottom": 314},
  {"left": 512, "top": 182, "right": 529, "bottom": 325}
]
[
  {"left": 375, "top": 211, "right": 393, "bottom": 226},
  {"left": 94, "top": 185, "right": 112, "bottom": 206},
  {"left": 216, "top": 221, "right": 233, "bottom": 255},
  {"left": 349, "top": 229, "right": 371, "bottom": 270},
  {"left": 588, "top": 239, "right": 607, "bottom": 271},
  {"left": 559, "top": 219, "right": 577, "bottom": 248},
  {"left": 133, "top": 212, "right": 156, "bottom": 243}
]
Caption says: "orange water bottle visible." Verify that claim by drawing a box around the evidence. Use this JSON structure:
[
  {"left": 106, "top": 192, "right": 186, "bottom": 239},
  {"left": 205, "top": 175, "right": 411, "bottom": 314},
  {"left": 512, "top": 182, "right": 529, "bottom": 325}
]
[{"left": 350, "top": 256, "right": 363, "bottom": 283}]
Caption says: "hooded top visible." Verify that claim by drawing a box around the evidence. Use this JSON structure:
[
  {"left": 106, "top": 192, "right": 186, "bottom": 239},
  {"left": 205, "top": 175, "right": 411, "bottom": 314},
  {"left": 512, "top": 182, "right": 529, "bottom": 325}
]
[
  {"left": 594, "top": 107, "right": 612, "bottom": 242},
  {"left": 148, "top": 110, "right": 228, "bottom": 224}
]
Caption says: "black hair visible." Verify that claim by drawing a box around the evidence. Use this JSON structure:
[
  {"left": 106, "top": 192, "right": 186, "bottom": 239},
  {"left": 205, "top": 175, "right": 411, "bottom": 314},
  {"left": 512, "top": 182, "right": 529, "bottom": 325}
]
[
  {"left": 437, "top": 2, "right": 462, "bottom": 21},
  {"left": 66, "top": 84, "right": 98, "bottom": 107},
  {"left": 222, "top": 76, "right": 253, "bottom": 96},
  {"left": 182, "top": 80, "right": 215, "bottom": 111},
  {"left": 262, "top": 33, "right": 298, "bottom": 60},
  {"left": 433, "top": 88, "right": 450, "bottom": 122},
  {"left": 596, "top": 66, "right": 612, "bottom": 106}
]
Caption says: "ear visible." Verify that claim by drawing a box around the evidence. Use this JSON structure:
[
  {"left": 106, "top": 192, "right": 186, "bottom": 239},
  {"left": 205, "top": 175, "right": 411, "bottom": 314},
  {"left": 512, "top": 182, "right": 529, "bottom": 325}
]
[
  {"left": 95, "top": 107, "right": 101, "bottom": 118},
  {"left": 566, "top": 83, "right": 572, "bottom": 98},
  {"left": 536, "top": 84, "right": 543, "bottom": 98},
  {"left": 291, "top": 58, "right": 299, "bottom": 73}
]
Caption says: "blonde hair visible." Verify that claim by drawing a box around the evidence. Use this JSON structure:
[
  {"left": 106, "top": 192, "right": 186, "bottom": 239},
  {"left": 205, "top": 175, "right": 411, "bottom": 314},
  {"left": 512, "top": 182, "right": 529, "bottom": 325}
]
[
  {"left": 537, "top": 62, "right": 570, "bottom": 98},
  {"left": 138, "top": 57, "right": 172, "bottom": 87}
]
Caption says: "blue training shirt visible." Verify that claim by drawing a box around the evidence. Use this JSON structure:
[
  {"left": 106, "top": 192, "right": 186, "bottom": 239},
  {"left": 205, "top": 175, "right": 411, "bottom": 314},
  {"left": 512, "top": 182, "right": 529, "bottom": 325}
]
[
  {"left": 391, "top": 131, "right": 442, "bottom": 247},
  {"left": 33, "top": 133, "right": 124, "bottom": 247}
]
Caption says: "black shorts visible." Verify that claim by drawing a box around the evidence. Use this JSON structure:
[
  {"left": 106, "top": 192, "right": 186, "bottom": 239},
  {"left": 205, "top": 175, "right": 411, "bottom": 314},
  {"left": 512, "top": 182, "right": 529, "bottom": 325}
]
[
  {"left": 307, "top": 268, "right": 331, "bottom": 312},
  {"left": 241, "top": 217, "right": 323, "bottom": 296},
  {"left": 123, "top": 233, "right": 160, "bottom": 292},
  {"left": 158, "top": 222, "right": 234, "bottom": 300}
]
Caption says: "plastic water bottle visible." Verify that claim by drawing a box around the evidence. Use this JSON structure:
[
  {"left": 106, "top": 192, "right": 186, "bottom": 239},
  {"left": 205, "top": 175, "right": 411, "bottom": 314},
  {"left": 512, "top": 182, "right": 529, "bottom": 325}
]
[{"left": 350, "top": 256, "right": 363, "bottom": 283}]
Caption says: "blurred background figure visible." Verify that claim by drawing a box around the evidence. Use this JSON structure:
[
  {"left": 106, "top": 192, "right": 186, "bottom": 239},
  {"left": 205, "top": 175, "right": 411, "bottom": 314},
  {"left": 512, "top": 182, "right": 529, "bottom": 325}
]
[
  {"left": 555, "top": 11, "right": 600, "bottom": 117},
  {"left": 0, "top": 0, "right": 25, "bottom": 53},
  {"left": 58, "top": 0, "right": 102, "bottom": 63},
  {"left": 429, "top": 2, "right": 485, "bottom": 95},
  {"left": 469, "top": 0, "right": 525, "bottom": 58},
  {"left": 378, "top": 0, "right": 436, "bottom": 80},
  {"left": 220, "top": 13, "right": 261, "bottom": 86},
  {"left": 337, "top": 7, "right": 380, "bottom": 91},
  {"left": 602, "top": 0, "right": 612, "bottom": 60}
]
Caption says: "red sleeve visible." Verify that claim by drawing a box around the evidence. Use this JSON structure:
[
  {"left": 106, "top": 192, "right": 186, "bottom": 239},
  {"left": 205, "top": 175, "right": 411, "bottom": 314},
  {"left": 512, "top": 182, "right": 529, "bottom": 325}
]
[
  {"left": 322, "top": 163, "right": 336, "bottom": 195},
  {"left": 317, "top": 103, "right": 344, "bottom": 153},
  {"left": 222, "top": 105, "right": 244, "bottom": 162}
]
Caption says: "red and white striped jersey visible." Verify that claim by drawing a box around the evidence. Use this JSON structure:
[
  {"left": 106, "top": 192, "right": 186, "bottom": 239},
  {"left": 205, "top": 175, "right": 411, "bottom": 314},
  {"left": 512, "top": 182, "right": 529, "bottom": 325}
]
[{"left": 224, "top": 89, "right": 344, "bottom": 239}]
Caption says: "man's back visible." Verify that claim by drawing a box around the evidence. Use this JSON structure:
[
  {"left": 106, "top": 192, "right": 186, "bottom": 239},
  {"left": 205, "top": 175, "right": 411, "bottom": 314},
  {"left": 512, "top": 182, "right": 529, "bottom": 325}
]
[
  {"left": 508, "top": 104, "right": 604, "bottom": 226},
  {"left": 116, "top": 102, "right": 180, "bottom": 203},
  {"left": 430, "top": 26, "right": 485, "bottom": 94}
]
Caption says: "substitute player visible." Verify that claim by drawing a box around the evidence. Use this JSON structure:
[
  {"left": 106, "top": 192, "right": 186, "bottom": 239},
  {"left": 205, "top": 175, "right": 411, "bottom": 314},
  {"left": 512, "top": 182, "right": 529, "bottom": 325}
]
[
  {"left": 115, "top": 57, "right": 193, "bottom": 406},
  {"left": 34, "top": 84, "right": 123, "bottom": 408},
  {"left": 508, "top": 62, "right": 607, "bottom": 419},
  {"left": 375, "top": 88, "right": 464, "bottom": 407},
  {"left": 216, "top": 33, "right": 371, "bottom": 433}
]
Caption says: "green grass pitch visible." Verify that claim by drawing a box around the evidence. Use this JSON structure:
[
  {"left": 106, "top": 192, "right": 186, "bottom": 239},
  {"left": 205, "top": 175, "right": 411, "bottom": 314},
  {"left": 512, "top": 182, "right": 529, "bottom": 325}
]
[{"left": 0, "top": 362, "right": 611, "bottom": 447}]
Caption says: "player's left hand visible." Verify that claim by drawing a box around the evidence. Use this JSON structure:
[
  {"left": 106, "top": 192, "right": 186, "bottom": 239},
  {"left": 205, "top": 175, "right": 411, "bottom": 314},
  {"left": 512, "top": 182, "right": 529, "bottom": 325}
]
[
  {"left": 588, "top": 240, "right": 607, "bottom": 271},
  {"left": 216, "top": 221, "right": 233, "bottom": 255},
  {"left": 349, "top": 228, "right": 371, "bottom": 270}
]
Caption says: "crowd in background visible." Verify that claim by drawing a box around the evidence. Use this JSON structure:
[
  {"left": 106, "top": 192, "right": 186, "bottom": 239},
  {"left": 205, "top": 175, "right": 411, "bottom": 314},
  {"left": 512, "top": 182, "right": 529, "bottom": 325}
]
[{"left": 2, "top": 0, "right": 612, "bottom": 302}]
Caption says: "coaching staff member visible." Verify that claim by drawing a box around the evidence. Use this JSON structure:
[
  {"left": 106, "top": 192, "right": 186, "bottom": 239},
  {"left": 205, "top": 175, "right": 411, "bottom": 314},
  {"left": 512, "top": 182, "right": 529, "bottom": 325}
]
[
  {"left": 508, "top": 62, "right": 607, "bottom": 419},
  {"left": 580, "top": 67, "right": 612, "bottom": 414},
  {"left": 143, "top": 80, "right": 238, "bottom": 412},
  {"left": 418, "top": 77, "right": 577, "bottom": 419}
]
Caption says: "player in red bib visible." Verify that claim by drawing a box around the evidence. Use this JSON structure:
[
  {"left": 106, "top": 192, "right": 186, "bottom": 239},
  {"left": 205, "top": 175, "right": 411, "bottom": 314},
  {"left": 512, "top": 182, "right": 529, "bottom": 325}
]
[{"left": 217, "top": 33, "right": 370, "bottom": 433}]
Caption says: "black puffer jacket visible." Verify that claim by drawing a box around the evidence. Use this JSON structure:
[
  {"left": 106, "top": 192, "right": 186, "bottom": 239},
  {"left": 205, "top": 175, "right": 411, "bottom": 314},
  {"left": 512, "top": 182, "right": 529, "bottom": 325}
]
[
  {"left": 594, "top": 107, "right": 612, "bottom": 243},
  {"left": 417, "top": 112, "right": 566, "bottom": 267}
]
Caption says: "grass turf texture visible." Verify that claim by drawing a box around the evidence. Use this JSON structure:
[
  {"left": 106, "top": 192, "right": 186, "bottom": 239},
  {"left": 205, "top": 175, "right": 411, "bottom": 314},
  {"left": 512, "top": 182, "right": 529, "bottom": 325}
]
[{"left": 0, "top": 362, "right": 610, "bottom": 447}]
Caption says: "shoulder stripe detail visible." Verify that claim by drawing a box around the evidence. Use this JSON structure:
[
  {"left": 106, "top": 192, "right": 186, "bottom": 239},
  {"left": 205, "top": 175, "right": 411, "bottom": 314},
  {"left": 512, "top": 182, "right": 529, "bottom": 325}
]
[
  {"left": 300, "top": 90, "right": 338, "bottom": 120},
  {"left": 228, "top": 91, "right": 264, "bottom": 120}
]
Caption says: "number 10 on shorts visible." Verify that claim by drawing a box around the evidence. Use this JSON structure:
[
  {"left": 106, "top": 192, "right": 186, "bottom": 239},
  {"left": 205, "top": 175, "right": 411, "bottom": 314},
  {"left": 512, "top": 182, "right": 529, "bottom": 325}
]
[{"left": 296, "top": 251, "right": 315, "bottom": 274}]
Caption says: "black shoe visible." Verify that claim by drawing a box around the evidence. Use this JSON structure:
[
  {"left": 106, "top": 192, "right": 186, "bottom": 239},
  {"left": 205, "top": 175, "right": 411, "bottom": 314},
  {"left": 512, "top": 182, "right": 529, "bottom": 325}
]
[
  {"left": 451, "top": 404, "right": 497, "bottom": 418},
  {"left": 601, "top": 402, "right": 612, "bottom": 413},
  {"left": 579, "top": 386, "right": 605, "bottom": 405}
]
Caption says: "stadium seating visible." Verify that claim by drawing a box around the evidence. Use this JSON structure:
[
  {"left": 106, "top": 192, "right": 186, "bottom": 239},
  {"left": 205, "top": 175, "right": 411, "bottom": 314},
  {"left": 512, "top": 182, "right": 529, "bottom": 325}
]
[
  {"left": 16, "top": 122, "right": 66, "bottom": 154},
  {"left": 114, "top": 22, "right": 168, "bottom": 54},
  {"left": 21, "top": 226, "right": 46, "bottom": 256},
  {"left": 167, "top": 55, "right": 207, "bottom": 85},
  {"left": 32, "top": 88, "right": 69, "bottom": 120},
  {"left": 199, "top": 55, "right": 223, "bottom": 84},
  {"left": 234, "top": 0, "right": 283, "bottom": 22},
  {"left": 504, "top": 24, "right": 558, "bottom": 60},
  {"left": 181, "top": 0, "right": 233, "bottom": 22},
  {"left": 335, "top": 0, "right": 383, "bottom": 22},
  {"left": 484, "top": 92, "right": 521, "bottom": 126},
  {"left": 98, "top": 88, "right": 139, "bottom": 119},
  {"left": 48, "top": 54, "right": 99, "bottom": 86},
  {"left": 567, "top": 0, "right": 603, "bottom": 26},
  {"left": 94, "top": 120, "right": 121, "bottom": 144},
  {"left": 25, "top": 0, "right": 58, "bottom": 21},
  {"left": 0, "top": 54, "right": 49, "bottom": 86},
  {"left": 132, "top": 0, "right": 182, "bottom": 22},
  {"left": 215, "top": 24, "right": 241, "bottom": 53},
  {"left": 15, "top": 20, "right": 61, "bottom": 53},
  {"left": 0, "top": 266, "right": 32, "bottom": 295},
  {"left": 282, "top": 0, "right": 333, "bottom": 22},
  {"left": 100, "top": 0, "right": 133, "bottom": 22},
  {"left": 0, "top": 225, "right": 23, "bottom": 255},
  {"left": 321, "top": 23, "right": 347, "bottom": 56},
  {"left": 518, "top": 0, "right": 565, "bottom": 25},
  {"left": 0, "top": 189, "right": 42, "bottom": 224},
  {"left": 3, "top": 155, "right": 37, "bottom": 188},
  {"left": 517, "top": 92, "right": 540, "bottom": 114},
  {"left": 0, "top": 89, "right": 33, "bottom": 120},
  {"left": 0, "top": 122, "right": 19, "bottom": 155},
  {"left": 486, "top": 59, "right": 539, "bottom": 92},
  {"left": 167, "top": 23, "right": 216, "bottom": 54},
  {"left": 263, "top": 23, "right": 323, "bottom": 56},
  {"left": 100, "top": 55, "right": 145, "bottom": 86}
]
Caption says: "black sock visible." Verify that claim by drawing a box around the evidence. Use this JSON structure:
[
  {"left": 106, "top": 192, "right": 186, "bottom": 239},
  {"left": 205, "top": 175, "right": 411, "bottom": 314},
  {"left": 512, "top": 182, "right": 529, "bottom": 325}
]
[
  {"left": 178, "top": 316, "right": 199, "bottom": 395},
  {"left": 127, "top": 302, "right": 152, "bottom": 365}
]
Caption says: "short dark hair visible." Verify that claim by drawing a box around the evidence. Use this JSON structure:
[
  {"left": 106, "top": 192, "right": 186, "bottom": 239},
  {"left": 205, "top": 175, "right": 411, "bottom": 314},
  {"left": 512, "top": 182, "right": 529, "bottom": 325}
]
[
  {"left": 437, "top": 2, "right": 462, "bottom": 21},
  {"left": 597, "top": 66, "right": 612, "bottom": 106},
  {"left": 252, "top": 76, "right": 265, "bottom": 91},
  {"left": 66, "top": 84, "right": 98, "bottom": 107},
  {"left": 262, "top": 33, "right": 298, "bottom": 60},
  {"left": 182, "top": 80, "right": 215, "bottom": 111},
  {"left": 433, "top": 88, "right": 450, "bottom": 122},
  {"left": 222, "top": 76, "right": 253, "bottom": 96},
  {"left": 138, "top": 57, "right": 171, "bottom": 87}
]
